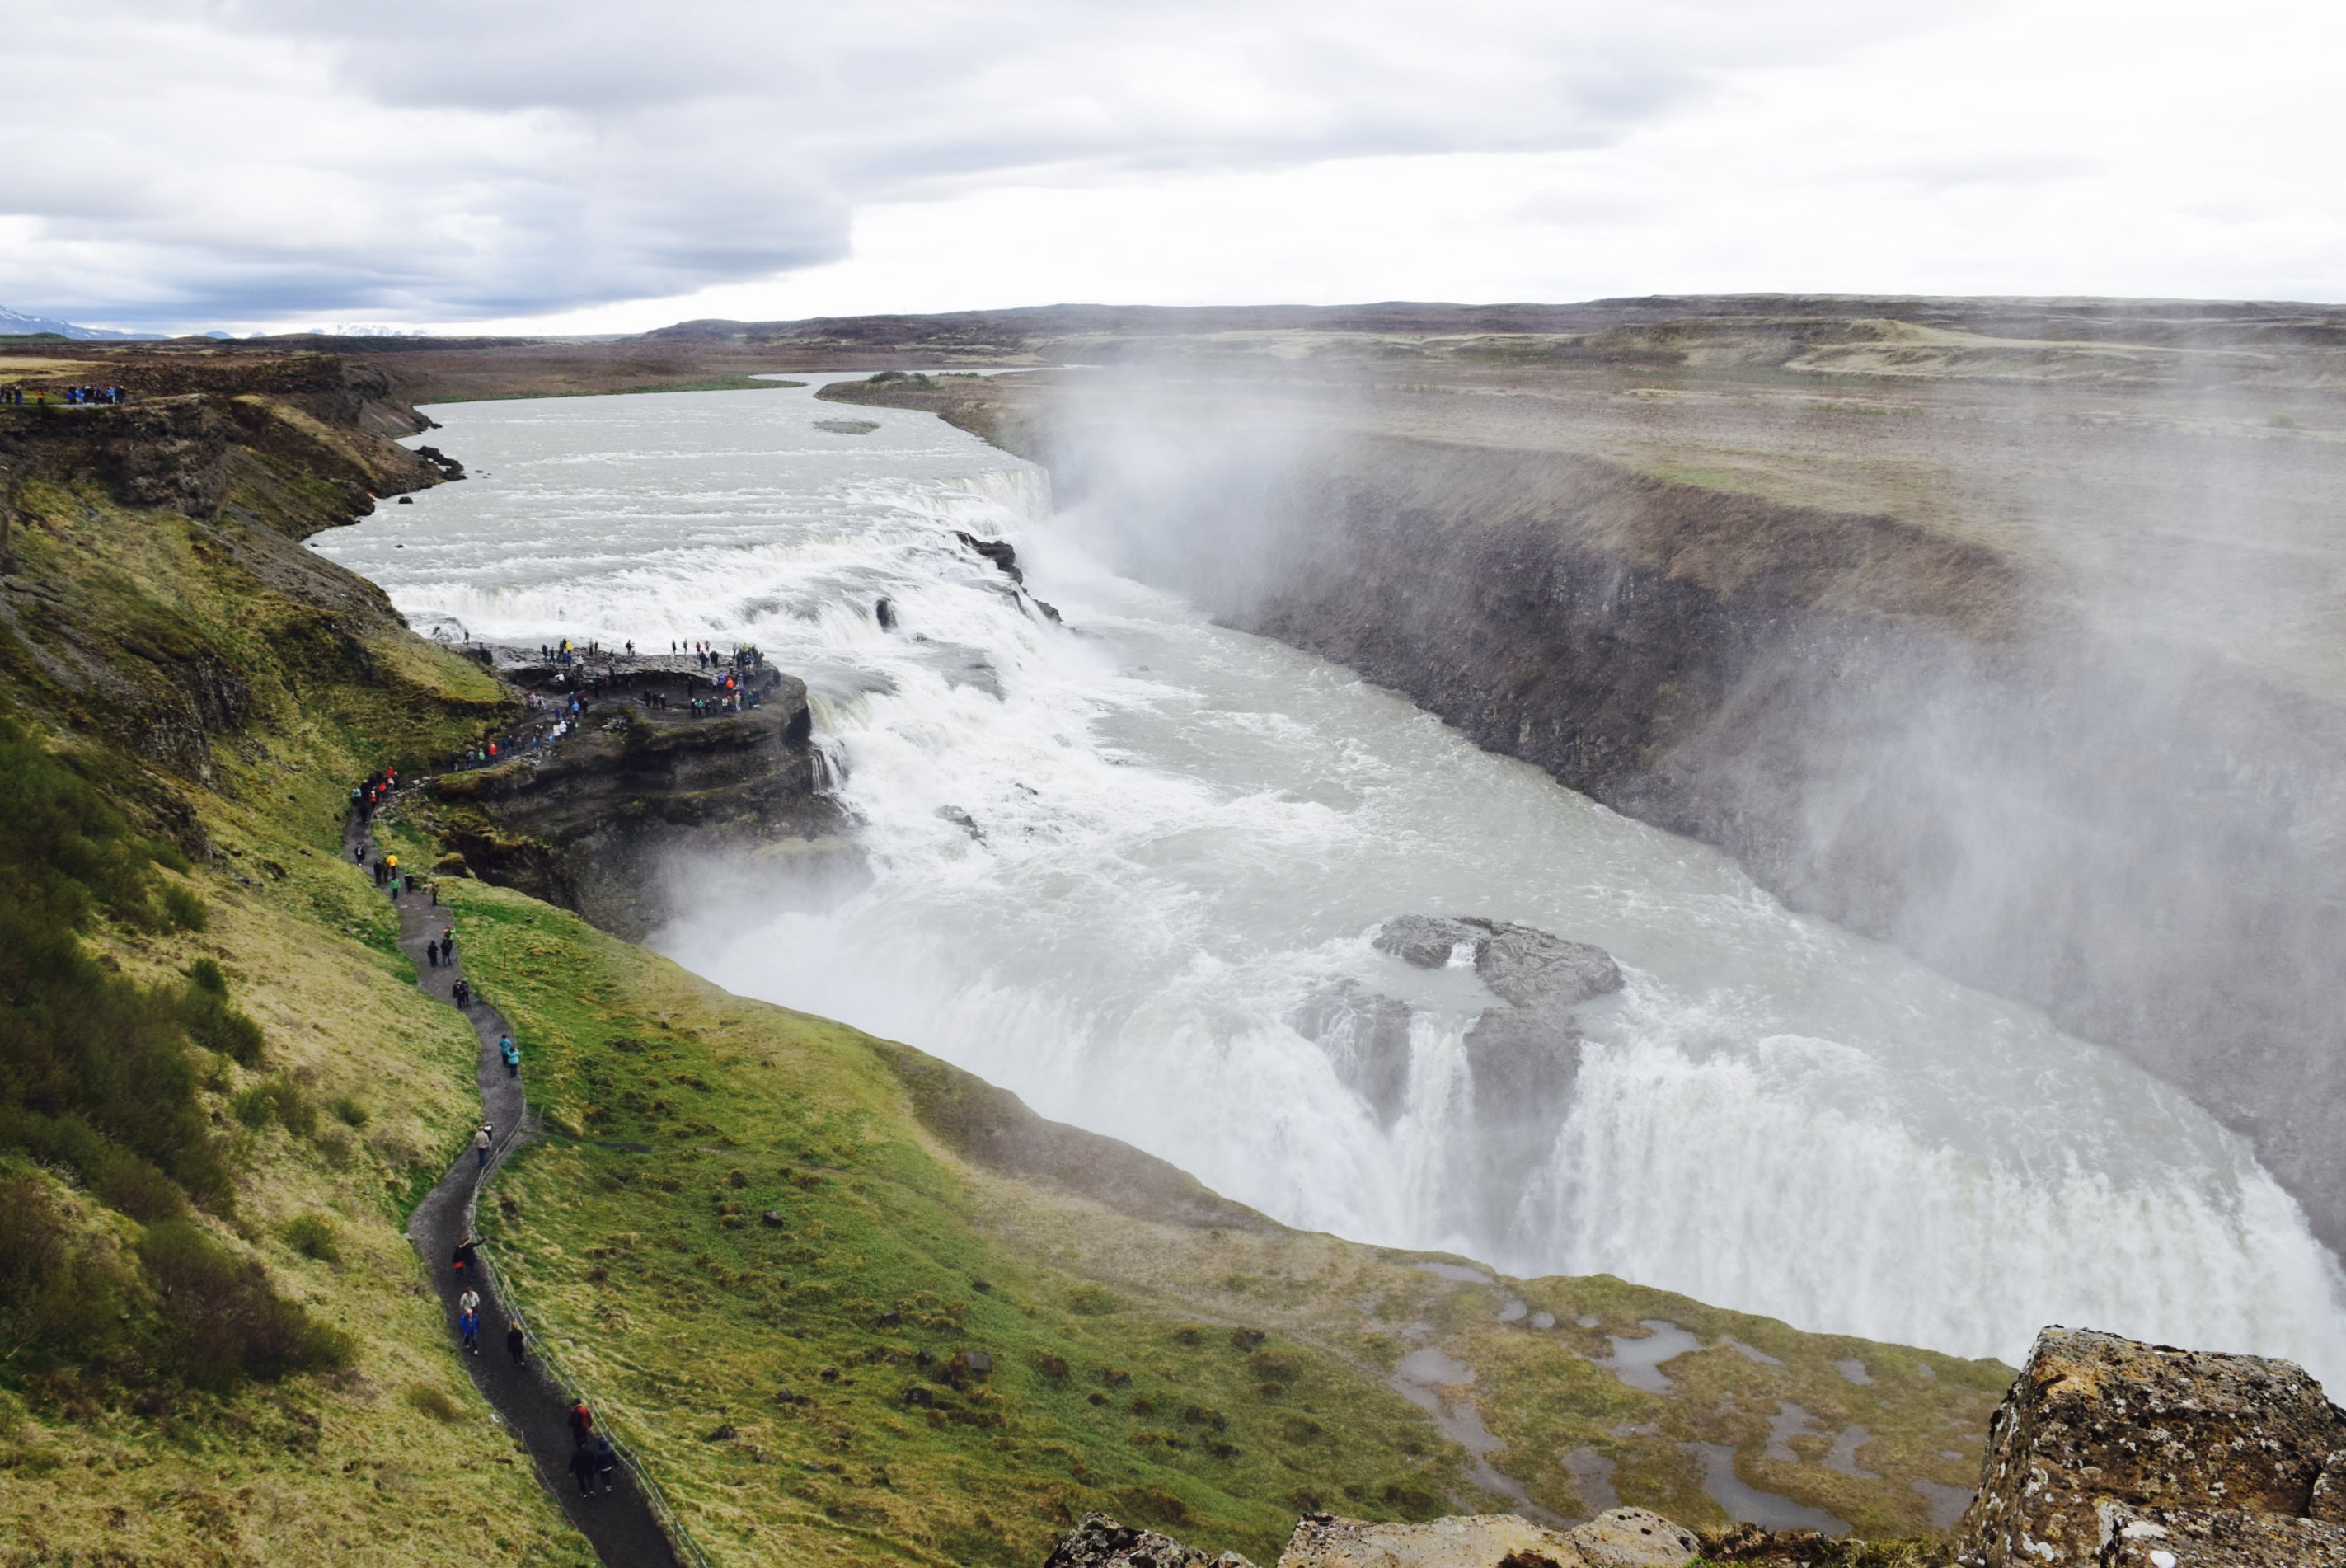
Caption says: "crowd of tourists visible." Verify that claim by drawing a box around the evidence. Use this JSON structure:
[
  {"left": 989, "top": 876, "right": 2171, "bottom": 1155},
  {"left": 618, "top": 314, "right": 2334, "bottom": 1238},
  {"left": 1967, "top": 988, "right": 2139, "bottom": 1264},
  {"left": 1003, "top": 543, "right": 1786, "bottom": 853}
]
[
  {"left": 350, "top": 766, "right": 400, "bottom": 821},
  {"left": 0, "top": 383, "right": 129, "bottom": 406}
]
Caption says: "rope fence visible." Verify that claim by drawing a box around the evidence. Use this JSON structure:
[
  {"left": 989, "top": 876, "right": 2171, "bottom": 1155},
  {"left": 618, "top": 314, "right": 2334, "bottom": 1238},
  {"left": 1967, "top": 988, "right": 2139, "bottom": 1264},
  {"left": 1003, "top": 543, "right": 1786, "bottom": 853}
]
[{"left": 466, "top": 1144, "right": 717, "bottom": 1568}]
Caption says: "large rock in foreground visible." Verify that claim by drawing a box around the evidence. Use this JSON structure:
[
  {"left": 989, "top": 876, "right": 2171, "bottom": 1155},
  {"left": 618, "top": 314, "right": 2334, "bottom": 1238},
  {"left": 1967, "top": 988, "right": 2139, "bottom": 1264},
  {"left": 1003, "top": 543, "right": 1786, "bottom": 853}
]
[
  {"left": 1279, "top": 1512, "right": 1579, "bottom": 1568},
  {"left": 1957, "top": 1326, "right": 2346, "bottom": 1567},
  {"left": 1041, "top": 1508, "right": 1699, "bottom": 1568},
  {"left": 1279, "top": 1509, "right": 1696, "bottom": 1567}
]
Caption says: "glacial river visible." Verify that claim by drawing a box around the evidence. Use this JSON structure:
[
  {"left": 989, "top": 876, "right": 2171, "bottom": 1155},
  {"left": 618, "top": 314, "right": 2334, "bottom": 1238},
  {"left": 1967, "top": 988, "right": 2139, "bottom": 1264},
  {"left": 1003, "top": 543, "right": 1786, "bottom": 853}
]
[{"left": 313, "top": 381, "right": 2346, "bottom": 1381}]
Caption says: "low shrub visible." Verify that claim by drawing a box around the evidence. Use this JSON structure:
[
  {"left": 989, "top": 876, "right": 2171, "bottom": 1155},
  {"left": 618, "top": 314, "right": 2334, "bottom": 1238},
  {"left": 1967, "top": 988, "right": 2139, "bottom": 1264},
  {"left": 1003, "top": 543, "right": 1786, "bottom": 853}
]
[
  {"left": 230, "top": 1077, "right": 316, "bottom": 1136},
  {"left": 404, "top": 1383, "right": 462, "bottom": 1423},
  {"left": 0, "top": 1173, "right": 129, "bottom": 1374},
  {"left": 137, "top": 1219, "right": 352, "bottom": 1389},
  {"left": 159, "top": 883, "right": 209, "bottom": 932},
  {"left": 283, "top": 1213, "right": 340, "bottom": 1264},
  {"left": 183, "top": 980, "right": 264, "bottom": 1067}
]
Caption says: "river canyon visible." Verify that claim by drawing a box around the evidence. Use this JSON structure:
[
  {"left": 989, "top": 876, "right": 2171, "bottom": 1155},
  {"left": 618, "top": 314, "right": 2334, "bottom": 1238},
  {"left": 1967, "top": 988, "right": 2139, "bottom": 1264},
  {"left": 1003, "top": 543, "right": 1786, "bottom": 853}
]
[{"left": 310, "top": 378, "right": 2346, "bottom": 1387}]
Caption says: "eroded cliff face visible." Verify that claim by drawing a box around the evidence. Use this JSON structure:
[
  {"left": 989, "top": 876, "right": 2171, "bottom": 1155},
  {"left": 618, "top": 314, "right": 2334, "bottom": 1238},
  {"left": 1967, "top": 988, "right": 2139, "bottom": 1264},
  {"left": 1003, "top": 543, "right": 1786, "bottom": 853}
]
[{"left": 430, "top": 668, "right": 840, "bottom": 940}]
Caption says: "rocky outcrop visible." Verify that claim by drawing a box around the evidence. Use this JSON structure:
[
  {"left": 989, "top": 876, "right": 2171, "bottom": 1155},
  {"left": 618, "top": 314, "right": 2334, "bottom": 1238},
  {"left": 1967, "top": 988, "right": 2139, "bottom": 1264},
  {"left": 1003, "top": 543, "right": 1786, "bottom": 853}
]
[
  {"left": 434, "top": 664, "right": 838, "bottom": 939},
  {"left": 1955, "top": 1327, "right": 2346, "bottom": 1568},
  {"left": 1045, "top": 1513, "right": 1256, "bottom": 1568},
  {"left": 1291, "top": 916, "right": 1619, "bottom": 1145},
  {"left": 1045, "top": 1508, "right": 1701, "bottom": 1568},
  {"left": 1372, "top": 916, "right": 1621, "bottom": 1008},
  {"left": 951, "top": 528, "right": 1062, "bottom": 622},
  {"left": 1565, "top": 1511, "right": 1706, "bottom": 1568},
  {"left": 99, "top": 397, "right": 237, "bottom": 516}
]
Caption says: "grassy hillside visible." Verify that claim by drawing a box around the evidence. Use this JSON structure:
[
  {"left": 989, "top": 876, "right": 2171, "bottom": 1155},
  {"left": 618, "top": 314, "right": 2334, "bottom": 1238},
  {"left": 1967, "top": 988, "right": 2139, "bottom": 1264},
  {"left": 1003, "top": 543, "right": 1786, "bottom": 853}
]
[
  {"left": 0, "top": 373, "right": 2006, "bottom": 1566},
  {"left": 0, "top": 394, "right": 589, "bottom": 1562}
]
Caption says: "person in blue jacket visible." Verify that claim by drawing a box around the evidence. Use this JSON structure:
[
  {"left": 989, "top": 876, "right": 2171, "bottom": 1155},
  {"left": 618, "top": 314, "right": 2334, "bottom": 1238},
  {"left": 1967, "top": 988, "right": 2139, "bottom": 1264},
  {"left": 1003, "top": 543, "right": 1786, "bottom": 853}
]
[{"left": 500, "top": 1035, "right": 520, "bottom": 1077}]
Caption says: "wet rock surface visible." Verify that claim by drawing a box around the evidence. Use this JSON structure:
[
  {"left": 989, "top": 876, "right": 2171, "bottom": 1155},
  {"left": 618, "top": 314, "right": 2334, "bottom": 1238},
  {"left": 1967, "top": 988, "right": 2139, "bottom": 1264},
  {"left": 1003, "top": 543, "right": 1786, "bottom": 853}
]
[
  {"left": 1956, "top": 1326, "right": 2346, "bottom": 1568},
  {"left": 1293, "top": 980, "right": 1415, "bottom": 1124},
  {"left": 1470, "top": 923, "right": 1624, "bottom": 1011},
  {"left": 1372, "top": 914, "right": 1621, "bottom": 1007},
  {"left": 434, "top": 656, "right": 840, "bottom": 939}
]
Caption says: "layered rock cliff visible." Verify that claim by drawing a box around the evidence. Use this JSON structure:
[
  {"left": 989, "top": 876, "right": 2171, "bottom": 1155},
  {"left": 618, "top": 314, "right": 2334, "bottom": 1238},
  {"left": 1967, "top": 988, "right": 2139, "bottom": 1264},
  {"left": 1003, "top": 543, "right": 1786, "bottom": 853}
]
[{"left": 428, "top": 655, "right": 840, "bottom": 939}]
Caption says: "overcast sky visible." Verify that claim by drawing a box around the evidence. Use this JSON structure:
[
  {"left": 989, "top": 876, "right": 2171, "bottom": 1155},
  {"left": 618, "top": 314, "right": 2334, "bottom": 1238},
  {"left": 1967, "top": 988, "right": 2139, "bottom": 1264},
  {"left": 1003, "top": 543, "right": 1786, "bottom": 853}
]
[{"left": 9, "top": 0, "right": 2342, "bottom": 335}]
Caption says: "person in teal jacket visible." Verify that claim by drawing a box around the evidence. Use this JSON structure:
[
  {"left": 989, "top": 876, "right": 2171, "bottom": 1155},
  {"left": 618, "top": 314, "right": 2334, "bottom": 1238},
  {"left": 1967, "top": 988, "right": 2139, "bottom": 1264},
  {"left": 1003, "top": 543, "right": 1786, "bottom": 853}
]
[{"left": 500, "top": 1035, "right": 520, "bottom": 1077}]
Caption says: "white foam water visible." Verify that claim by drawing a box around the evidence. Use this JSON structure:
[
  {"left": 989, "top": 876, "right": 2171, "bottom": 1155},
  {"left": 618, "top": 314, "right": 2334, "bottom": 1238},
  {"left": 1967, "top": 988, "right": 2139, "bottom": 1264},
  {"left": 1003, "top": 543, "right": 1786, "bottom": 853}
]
[{"left": 315, "top": 381, "right": 2346, "bottom": 1382}]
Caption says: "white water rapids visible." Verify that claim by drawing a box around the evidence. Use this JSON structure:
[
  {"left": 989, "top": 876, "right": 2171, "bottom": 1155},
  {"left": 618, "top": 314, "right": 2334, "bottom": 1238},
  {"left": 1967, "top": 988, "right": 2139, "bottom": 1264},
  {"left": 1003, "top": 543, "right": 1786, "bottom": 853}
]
[{"left": 314, "top": 382, "right": 2346, "bottom": 1382}]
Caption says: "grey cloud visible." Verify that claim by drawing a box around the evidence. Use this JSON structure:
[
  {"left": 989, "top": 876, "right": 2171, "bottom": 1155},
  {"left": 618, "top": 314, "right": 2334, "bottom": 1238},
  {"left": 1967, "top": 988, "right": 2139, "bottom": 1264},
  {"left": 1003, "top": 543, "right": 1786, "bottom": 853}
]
[{"left": 6, "top": 0, "right": 1963, "bottom": 327}]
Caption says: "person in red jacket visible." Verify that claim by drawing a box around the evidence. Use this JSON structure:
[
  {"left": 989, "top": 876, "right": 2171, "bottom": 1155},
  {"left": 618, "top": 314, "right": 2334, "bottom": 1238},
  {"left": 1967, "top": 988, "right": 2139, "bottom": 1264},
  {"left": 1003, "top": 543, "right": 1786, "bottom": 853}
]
[{"left": 567, "top": 1400, "right": 594, "bottom": 1449}]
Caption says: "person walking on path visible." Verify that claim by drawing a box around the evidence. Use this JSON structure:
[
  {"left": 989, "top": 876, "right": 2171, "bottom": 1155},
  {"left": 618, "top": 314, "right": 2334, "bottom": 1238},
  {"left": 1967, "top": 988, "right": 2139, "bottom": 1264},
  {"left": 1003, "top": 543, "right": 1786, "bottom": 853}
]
[
  {"left": 594, "top": 1436, "right": 618, "bottom": 1496},
  {"left": 458, "top": 1285, "right": 481, "bottom": 1321},
  {"left": 507, "top": 1319, "right": 528, "bottom": 1365},
  {"left": 474, "top": 1123, "right": 493, "bottom": 1170},
  {"left": 459, "top": 1307, "right": 480, "bottom": 1354},
  {"left": 500, "top": 1035, "right": 520, "bottom": 1077},
  {"left": 567, "top": 1399, "right": 594, "bottom": 1449},
  {"left": 453, "top": 1232, "right": 480, "bottom": 1280},
  {"left": 453, "top": 977, "right": 472, "bottom": 1008},
  {"left": 426, "top": 937, "right": 440, "bottom": 969},
  {"left": 569, "top": 1443, "right": 598, "bottom": 1496}
]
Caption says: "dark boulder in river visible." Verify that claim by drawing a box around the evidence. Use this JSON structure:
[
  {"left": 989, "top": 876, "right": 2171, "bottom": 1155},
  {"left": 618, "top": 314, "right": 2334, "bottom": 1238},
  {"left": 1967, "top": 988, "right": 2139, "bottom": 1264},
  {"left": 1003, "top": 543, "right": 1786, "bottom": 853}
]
[
  {"left": 1358, "top": 916, "right": 1621, "bottom": 1202},
  {"left": 1373, "top": 913, "right": 1622, "bottom": 1007}
]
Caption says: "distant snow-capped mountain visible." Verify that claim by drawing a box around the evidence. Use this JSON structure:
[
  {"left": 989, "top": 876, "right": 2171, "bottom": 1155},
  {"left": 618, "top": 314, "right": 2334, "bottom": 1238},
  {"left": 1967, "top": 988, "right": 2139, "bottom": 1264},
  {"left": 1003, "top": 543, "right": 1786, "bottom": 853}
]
[{"left": 0, "top": 306, "right": 162, "bottom": 340}]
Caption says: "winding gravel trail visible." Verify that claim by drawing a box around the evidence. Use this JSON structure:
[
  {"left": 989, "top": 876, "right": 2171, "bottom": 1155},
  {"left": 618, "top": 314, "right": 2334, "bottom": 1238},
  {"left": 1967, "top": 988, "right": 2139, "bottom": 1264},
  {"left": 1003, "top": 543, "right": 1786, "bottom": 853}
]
[{"left": 349, "top": 812, "right": 684, "bottom": 1568}]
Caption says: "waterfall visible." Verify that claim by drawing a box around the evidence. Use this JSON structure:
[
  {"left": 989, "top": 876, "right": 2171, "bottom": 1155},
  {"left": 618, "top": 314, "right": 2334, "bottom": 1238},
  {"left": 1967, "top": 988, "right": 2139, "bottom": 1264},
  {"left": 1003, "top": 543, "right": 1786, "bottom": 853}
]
[{"left": 313, "top": 383, "right": 2346, "bottom": 1383}]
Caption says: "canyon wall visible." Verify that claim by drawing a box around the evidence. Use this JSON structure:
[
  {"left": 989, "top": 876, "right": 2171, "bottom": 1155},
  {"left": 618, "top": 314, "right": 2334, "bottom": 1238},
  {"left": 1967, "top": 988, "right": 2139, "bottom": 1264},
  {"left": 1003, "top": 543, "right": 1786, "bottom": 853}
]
[{"left": 1013, "top": 408, "right": 2346, "bottom": 1256}]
